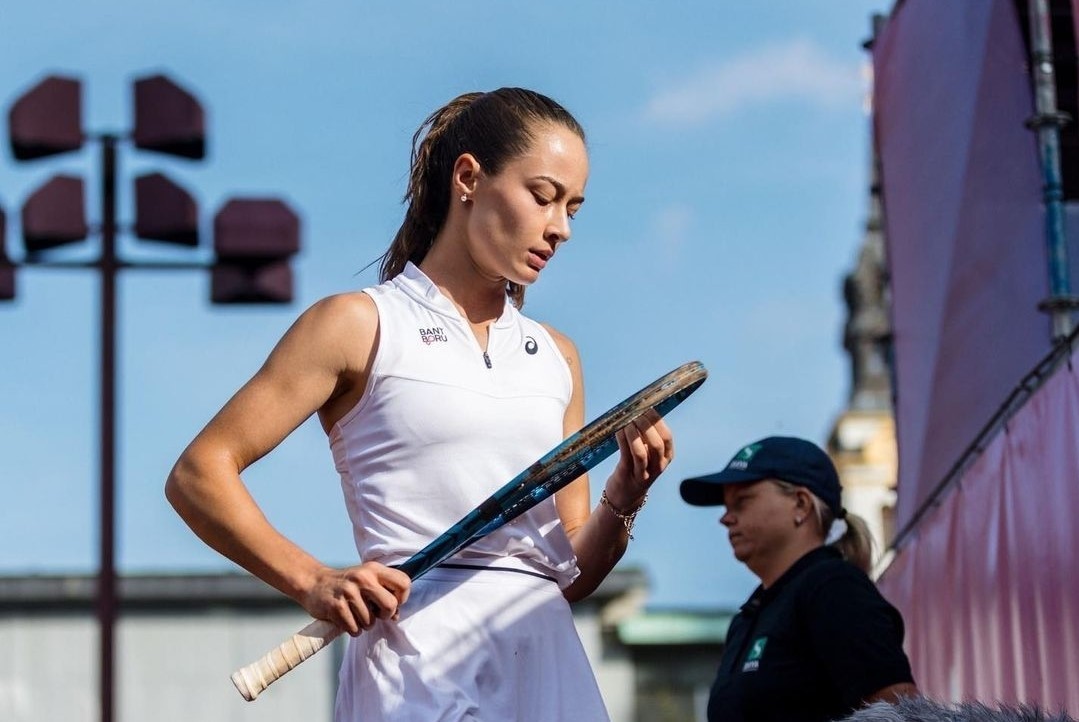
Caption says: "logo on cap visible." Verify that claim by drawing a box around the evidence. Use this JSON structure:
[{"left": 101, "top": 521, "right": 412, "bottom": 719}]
[{"left": 728, "top": 442, "right": 763, "bottom": 471}]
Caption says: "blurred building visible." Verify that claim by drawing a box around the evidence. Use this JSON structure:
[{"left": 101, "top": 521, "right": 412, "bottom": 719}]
[
  {"left": 0, "top": 568, "right": 731, "bottom": 722},
  {"left": 828, "top": 137, "right": 900, "bottom": 575},
  {"left": 616, "top": 609, "right": 735, "bottom": 721}
]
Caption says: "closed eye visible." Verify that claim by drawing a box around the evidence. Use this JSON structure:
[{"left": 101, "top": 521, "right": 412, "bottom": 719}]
[
  {"left": 728, "top": 493, "right": 753, "bottom": 511},
  {"left": 531, "top": 176, "right": 585, "bottom": 219}
]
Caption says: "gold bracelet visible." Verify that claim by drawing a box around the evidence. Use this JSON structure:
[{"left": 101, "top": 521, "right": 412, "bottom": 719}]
[{"left": 600, "top": 489, "right": 648, "bottom": 540}]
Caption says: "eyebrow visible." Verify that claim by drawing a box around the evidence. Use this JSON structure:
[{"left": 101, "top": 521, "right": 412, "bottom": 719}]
[{"left": 535, "top": 175, "right": 585, "bottom": 205}]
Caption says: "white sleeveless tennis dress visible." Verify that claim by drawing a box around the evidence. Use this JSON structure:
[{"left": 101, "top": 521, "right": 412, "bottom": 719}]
[{"left": 328, "top": 262, "right": 610, "bottom": 721}]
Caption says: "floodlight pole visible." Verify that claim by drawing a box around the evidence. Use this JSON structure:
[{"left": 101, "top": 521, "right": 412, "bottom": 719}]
[
  {"left": 98, "top": 133, "right": 118, "bottom": 722},
  {"left": 5, "top": 74, "right": 300, "bottom": 722}
]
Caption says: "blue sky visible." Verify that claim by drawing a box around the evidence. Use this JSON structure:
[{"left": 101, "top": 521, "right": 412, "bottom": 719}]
[{"left": 0, "top": 0, "right": 892, "bottom": 609}]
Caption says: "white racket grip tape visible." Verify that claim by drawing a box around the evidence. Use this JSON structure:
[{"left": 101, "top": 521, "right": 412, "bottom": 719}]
[{"left": 231, "top": 619, "right": 341, "bottom": 701}]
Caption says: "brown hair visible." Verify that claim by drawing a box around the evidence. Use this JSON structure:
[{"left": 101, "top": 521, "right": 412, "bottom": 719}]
[{"left": 379, "top": 88, "right": 586, "bottom": 308}]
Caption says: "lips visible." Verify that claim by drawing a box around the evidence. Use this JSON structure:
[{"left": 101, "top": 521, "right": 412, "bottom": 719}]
[{"left": 528, "top": 249, "right": 551, "bottom": 270}]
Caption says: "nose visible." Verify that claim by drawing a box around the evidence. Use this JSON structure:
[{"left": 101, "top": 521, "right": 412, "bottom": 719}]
[
  {"left": 720, "top": 509, "right": 735, "bottom": 527},
  {"left": 545, "top": 206, "right": 571, "bottom": 244}
]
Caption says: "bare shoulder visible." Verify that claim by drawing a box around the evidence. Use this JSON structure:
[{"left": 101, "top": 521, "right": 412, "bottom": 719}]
[
  {"left": 261, "top": 291, "right": 379, "bottom": 382},
  {"left": 540, "top": 323, "right": 580, "bottom": 370},
  {"left": 302, "top": 291, "right": 378, "bottom": 331},
  {"left": 267, "top": 291, "right": 381, "bottom": 430}
]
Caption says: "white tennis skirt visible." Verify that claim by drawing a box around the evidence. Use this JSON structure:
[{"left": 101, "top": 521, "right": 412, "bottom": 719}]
[{"left": 334, "top": 565, "right": 610, "bottom": 721}]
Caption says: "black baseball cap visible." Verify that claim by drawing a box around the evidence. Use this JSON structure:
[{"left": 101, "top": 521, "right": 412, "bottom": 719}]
[{"left": 679, "top": 436, "right": 842, "bottom": 515}]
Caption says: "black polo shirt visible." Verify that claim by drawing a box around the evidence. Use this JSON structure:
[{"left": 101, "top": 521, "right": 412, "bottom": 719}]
[{"left": 707, "top": 546, "right": 914, "bottom": 722}]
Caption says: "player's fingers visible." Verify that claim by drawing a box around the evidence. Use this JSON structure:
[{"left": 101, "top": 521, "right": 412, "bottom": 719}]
[
  {"left": 636, "top": 412, "right": 674, "bottom": 467},
  {"left": 348, "top": 594, "right": 378, "bottom": 631},
  {"left": 332, "top": 597, "right": 361, "bottom": 636},
  {"left": 637, "top": 408, "right": 672, "bottom": 444},
  {"left": 655, "top": 424, "right": 674, "bottom": 465},
  {"left": 380, "top": 567, "right": 412, "bottom": 609},
  {"left": 617, "top": 416, "right": 656, "bottom": 479},
  {"left": 619, "top": 422, "right": 650, "bottom": 475},
  {"left": 361, "top": 589, "right": 399, "bottom": 624}
]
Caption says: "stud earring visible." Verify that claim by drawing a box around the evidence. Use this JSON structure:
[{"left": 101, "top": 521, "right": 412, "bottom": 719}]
[
  {"left": 795, "top": 517, "right": 804, "bottom": 527},
  {"left": 460, "top": 194, "right": 468, "bottom": 203}
]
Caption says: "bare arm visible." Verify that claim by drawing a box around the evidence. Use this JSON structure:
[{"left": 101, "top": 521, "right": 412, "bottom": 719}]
[
  {"left": 546, "top": 328, "right": 674, "bottom": 602},
  {"left": 164, "top": 293, "right": 410, "bottom": 635}
]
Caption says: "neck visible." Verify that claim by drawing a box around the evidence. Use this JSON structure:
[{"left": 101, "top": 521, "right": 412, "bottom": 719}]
[
  {"left": 752, "top": 539, "right": 822, "bottom": 589},
  {"left": 420, "top": 238, "right": 507, "bottom": 325}
]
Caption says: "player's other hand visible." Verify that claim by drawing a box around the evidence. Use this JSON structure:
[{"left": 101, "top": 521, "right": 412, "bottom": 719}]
[
  {"left": 301, "top": 562, "right": 411, "bottom": 636},
  {"left": 609, "top": 408, "right": 675, "bottom": 506}
]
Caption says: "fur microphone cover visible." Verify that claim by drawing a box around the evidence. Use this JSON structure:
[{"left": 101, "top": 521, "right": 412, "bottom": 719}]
[{"left": 840, "top": 697, "right": 1077, "bottom": 722}]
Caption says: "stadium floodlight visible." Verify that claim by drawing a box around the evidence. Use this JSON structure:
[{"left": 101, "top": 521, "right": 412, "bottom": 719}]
[
  {"left": 212, "top": 198, "right": 301, "bottom": 303},
  {"left": 21, "top": 174, "right": 88, "bottom": 252},
  {"left": 1, "top": 70, "right": 300, "bottom": 722},
  {"left": 8, "top": 75, "right": 83, "bottom": 160},
  {"left": 132, "top": 74, "right": 206, "bottom": 160},
  {"left": 134, "top": 172, "right": 199, "bottom": 246}
]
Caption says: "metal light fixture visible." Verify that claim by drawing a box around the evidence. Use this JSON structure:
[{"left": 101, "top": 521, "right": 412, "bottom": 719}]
[
  {"left": 133, "top": 74, "right": 206, "bottom": 160},
  {"left": 134, "top": 172, "right": 199, "bottom": 246},
  {"left": 21, "top": 175, "right": 88, "bottom": 252},
  {"left": 212, "top": 198, "right": 300, "bottom": 303},
  {"left": 8, "top": 75, "right": 83, "bottom": 160}
]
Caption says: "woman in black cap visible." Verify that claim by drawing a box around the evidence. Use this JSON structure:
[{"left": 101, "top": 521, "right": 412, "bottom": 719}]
[{"left": 680, "top": 435, "right": 918, "bottom": 722}]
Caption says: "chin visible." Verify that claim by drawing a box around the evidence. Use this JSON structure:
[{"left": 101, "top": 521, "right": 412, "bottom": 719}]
[{"left": 514, "top": 268, "right": 541, "bottom": 286}]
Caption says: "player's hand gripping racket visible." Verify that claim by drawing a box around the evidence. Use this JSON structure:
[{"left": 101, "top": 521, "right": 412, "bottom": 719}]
[{"left": 231, "top": 360, "right": 707, "bottom": 701}]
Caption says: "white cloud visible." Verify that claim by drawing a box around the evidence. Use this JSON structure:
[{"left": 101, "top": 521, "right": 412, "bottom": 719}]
[{"left": 644, "top": 39, "right": 866, "bottom": 127}]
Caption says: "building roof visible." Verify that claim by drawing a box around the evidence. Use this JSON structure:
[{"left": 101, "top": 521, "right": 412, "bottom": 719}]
[
  {"left": 617, "top": 608, "right": 735, "bottom": 646},
  {"left": 0, "top": 566, "right": 650, "bottom": 611}
]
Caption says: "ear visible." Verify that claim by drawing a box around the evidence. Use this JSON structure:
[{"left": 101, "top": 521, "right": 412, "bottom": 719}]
[
  {"left": 793, "top": 488, "right": 814, "bottom": 513},
  {"left": 452, "top": 153, "right": 482, "bottom": 199}
]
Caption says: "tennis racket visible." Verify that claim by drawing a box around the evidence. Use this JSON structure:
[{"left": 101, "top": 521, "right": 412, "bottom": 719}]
[{"left": 231, "top": 360, "right": 707, "bottom": 701}]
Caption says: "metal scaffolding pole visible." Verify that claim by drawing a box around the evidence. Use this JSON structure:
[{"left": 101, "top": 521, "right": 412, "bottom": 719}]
[{"left": 1027, "top": 0, "right": 1079, "bottom": 339}]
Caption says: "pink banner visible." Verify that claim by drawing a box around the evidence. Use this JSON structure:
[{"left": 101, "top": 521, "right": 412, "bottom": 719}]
[
  {"left": 873, "top": 0, "right": 1054, "bottom": 533},
  {"left": 874, "top": 1, "right": 1079, "bottom": 710},
  {"left": 879, "top": 355, "right": 1079, "bottom": 712}
]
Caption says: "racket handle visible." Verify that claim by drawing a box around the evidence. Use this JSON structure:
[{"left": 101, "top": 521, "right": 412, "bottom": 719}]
[{"left": 231, "top": 619, "right": 341, "bottom": 701}]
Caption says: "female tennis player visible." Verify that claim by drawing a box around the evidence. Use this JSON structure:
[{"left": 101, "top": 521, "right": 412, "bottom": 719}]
[{"left": 165, "top": 87, "right": 674, "bottom": 721}]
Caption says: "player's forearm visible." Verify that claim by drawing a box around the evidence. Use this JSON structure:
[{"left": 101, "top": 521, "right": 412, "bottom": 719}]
[
  {"left": 561, "top": 496, "right": 636, "bottom": 602},
  {"left": 165, "top": 455, "right": 322, "bottom": 605}
]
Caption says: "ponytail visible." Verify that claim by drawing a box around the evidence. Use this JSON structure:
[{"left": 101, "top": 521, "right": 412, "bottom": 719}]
[
  {"left": 380, "top": 92, "right": 482, "bottom": 286},
  {"left": 773, "top": 479, "right": 876, "bottom": 574},
  {"left": 824, "top": 508, "right": 875, "bottom": 575}
]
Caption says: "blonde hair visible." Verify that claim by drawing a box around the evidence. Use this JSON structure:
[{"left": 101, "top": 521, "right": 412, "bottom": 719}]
[{"left": 772, "top": 479, "right": 875, "bottom": 574}]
